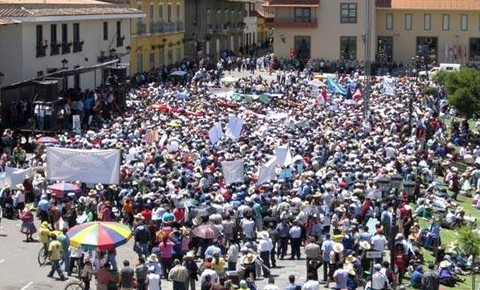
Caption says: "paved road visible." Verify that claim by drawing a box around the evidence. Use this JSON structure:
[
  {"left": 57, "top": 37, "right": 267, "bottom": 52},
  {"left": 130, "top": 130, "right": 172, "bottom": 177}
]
[
  {"left": 0, "top": 69, "right": 334, "bottom": 290},
  {"left": 0, "top": 217, "right": 318, "bottom": 290}
]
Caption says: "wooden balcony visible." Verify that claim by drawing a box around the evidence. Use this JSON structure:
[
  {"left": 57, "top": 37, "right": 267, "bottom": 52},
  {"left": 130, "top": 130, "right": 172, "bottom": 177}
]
[{"left": 265, "top": 17, "right": 317, "bottom": 28}]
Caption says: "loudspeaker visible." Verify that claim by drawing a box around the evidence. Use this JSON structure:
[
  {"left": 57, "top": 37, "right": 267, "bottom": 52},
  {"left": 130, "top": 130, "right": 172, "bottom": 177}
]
[
  {"left": 36, "top": 80, "right": 59, "bottom": 101},
  {"left": 109, "top": 67, "right": 127, "bottom": 83}
]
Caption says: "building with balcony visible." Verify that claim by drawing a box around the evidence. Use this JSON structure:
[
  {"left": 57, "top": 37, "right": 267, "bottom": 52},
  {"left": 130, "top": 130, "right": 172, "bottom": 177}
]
[
  {"left": 266, "top": 0, "right": 480, "bottom": 65},
  {"left": 128, "top": 0, "right": 185, "bottom": 73},
  {"left": 184, "top": 0, "right": 246, "bottom": 59},
  {"left": 264, "top": 0, "right": 375, "bottom": 62},
  {"left": 0, "top": 0, "right": 142, "bottom": 90}
]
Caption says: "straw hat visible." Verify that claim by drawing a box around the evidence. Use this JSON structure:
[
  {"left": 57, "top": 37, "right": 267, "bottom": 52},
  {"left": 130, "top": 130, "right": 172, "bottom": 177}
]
[
  {"left": 16, "top": 183, "right": 25, "bottom": 191},
  {"left": 439, "top": 260, "right": 452, "bottom": 268},
  {"left": 243, "top": 253, "right": 257, "bottom": 264},
  {"left": 333, "top": 242, "right": 344, "bottom": 253},
  {"left": 88, "top": 189, "right": 97, "bottom": 196},
  {"left": 95, "top": 183, "right": 104, "bottom": 191},
  {"left": 134, "top": 213, "right": 145, "bottom": 220},
  {"left": 258, "top": 231, "right": 269, "bottom": 239},
  {"left": 184, "top": 251, "right": 195, "bottom": 260},
  {"left": 345, "top": 254, "right": 357, "bottom": 264},
  {"left": 25, "top": 203, "right": 34, "bottom": 212},
  {"left": 192, "top": 216, "right": 203, "bottom": 226},
  {"left": 359, "top": 240, "right": 371, "bottom": 250},
  {"left": 147, "top": 254, "right": 158, "bottom": 262}
]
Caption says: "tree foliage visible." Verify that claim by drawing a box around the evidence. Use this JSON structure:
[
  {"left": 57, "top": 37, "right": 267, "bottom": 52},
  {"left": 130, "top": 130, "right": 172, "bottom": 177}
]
[
  {"left": 431, "top": 70, "right": 448, "bottom": 85},
  {"left": 458, "top": 226, "right": 480, "bottom": 257},
  {"left": 445, "top": 68, "right": 480, "bottom": 118}
]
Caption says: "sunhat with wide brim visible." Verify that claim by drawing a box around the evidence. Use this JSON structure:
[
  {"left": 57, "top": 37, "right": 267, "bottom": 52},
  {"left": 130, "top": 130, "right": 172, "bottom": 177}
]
[
  {"left": 243, "top": 253, "right": 257, "bottom": 264},
  {"left": 333, "top": 242, "right": 344, "bottom": 253},
  {"left": 147, "top": 254, "right": 158, "bottom": 262},
  {"left": 439, "top": 260, "right": 452, "bottom": 268},
  {"left": 359, "top": 240, "right": 371, "bottom": 250}
]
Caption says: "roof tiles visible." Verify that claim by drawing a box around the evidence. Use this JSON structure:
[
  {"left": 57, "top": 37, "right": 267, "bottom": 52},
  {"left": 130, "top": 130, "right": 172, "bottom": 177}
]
[{"left": 377, "top": 0, "right": 480, "bottom": 10}]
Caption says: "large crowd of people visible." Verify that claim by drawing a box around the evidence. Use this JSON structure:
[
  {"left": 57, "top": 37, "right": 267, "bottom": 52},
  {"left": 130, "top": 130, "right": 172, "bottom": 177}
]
[{"left": 0, "top": 54, "right": 479, "bottom": 290}]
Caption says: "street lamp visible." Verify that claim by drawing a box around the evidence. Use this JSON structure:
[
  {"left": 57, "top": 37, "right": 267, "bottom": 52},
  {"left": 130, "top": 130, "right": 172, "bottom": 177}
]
[
  {"left": 391, "top": 174, "right": 404, "bottom": 191},
  {"left": 403, "top": 180, "right": 416, "bottom": 201},
  {"left": 376, "top": 176, "right": 391, "bottom": 195},
  {"left": 61, "top": 58, "right": 69, "bottom": 69}
]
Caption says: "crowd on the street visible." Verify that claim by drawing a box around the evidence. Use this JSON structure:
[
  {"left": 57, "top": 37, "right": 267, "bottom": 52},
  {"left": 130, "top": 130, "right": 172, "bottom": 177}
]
[{"left": 1, "top": 54, "right": 480, "bottom": 290}]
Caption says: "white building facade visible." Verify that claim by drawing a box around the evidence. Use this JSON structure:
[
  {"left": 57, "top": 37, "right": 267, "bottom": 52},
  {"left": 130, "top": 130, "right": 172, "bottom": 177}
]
[
  {"left": 0, "top": 1, "right": 143, "bottom": 90},
  {"left": 243, "top": 1, "right": 258, "bottom": 52}
]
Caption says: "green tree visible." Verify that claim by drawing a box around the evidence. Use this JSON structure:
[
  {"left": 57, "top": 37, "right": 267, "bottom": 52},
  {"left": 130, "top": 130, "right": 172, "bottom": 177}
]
[
  {"left": 458, "top": 226, "right": 480, "bottom": 290},
  {"left": 431, "top": 70, "right": 448, "bottom": 85},
  {"left": 445, "top": 68, "right": 480, "bottom": 118}
]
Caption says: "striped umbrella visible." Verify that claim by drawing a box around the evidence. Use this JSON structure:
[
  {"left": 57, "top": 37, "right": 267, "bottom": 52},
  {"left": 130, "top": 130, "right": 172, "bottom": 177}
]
[
  {"left": 35, "top": 136, "right": 58, "bottom": 144},
  {"left": 66, "top": 222, "right": 132, "bottom": 250},
  {"left": 48, "top": 182, "right": 81, "bottom": 198}
]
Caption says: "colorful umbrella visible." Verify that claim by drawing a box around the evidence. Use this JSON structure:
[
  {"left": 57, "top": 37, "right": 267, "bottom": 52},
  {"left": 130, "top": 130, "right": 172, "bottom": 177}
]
[
  {"left": 66, "top": 222, "right": 132, "bottom": 250},
  {"left": 36, "top": 136, "right": 58, "bottom": 144},
  {"left": 191, "top": 224, "right": 221, "bottom": 240},
  {"left": 48, "top": 182, "right": 81, "bottom": 198}
]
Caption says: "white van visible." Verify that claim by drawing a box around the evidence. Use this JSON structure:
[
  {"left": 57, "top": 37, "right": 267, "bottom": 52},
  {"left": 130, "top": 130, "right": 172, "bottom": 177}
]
[{"left": 419, "top": 63, "right": 461, "bottom": 78}]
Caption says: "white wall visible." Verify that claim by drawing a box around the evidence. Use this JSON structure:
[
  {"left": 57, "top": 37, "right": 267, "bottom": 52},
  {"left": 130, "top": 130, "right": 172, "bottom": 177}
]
[
  {"left": 0, "top": 17, "right": 132, "bottom": 90},
  {"left": 0, "top": 24, "right": 23, "bottom": 87}
]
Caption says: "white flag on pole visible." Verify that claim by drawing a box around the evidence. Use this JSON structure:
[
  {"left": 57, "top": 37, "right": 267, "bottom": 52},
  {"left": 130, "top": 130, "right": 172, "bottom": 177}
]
[
  {"left": 225, "top": 116, "right": 244, "bottom": 140},
  {"left": 221, "top": 159, "right": 244, "bottom": 185},
  {"left": 208, "top": 122, "right": 224, "bottom": 145}
]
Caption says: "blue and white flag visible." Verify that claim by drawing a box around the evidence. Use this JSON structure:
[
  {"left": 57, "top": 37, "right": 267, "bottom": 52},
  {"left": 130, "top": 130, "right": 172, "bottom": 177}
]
[{"left": 327, "top": 76, "right": 348, "bottom": 96}]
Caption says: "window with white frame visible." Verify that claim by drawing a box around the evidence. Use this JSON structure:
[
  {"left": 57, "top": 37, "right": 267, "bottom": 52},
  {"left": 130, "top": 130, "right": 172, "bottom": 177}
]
[
  {"left": 405, "top": 13, "right": 412, "bottom": 30},
  {"left": 386, "top": 13, "right": 393, "bottom": 30},
  {"left": 424, "top": 14, "right": 431, "bottom": 30},
  {"left": 461, "top": 14, "right": 468, "bottom": 31},
  {"left": 442, "top": 14, "right": 450, "bottom": 31}
]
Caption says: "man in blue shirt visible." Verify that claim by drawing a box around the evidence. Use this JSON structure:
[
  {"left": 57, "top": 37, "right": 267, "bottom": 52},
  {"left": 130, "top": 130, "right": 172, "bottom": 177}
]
[
  {"left": 321, "top": 234, "right": 334, "bottom": 282},
  {"left": 37, "top": 195, "right": 50, "bottom": 223},
  {"left": 411, "top": 265, "right": 424, "bottom": 288},
  {"left": 284, "top": 275, "right": 298, "bottom": 290},
  {"left": 275, "top": 219, "right": 290, "bottom": 260}
]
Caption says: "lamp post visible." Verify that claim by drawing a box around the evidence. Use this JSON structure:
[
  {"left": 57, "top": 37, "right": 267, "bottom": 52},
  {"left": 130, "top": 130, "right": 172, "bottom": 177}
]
[
  {"left": 61, "top": 59, "right": 69, "bottom": 91},
  {"left": 403, "top": 180, "right": 416, "bottom": 203}
]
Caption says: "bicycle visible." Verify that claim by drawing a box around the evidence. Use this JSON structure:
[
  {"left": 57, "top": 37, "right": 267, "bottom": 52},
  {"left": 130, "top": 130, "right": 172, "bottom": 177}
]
[
  {"left": 63, "top": 278, "right": 84, "bottom": 290},
  {"left": 37, "top": 246, "right": 48, "bottom": 266}
]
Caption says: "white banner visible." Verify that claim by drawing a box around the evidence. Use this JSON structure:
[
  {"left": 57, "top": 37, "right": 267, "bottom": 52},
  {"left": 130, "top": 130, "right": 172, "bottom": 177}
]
[
  {"left": 0, "top": 172, "right": 12, "bottom": 188},
  {"left": 4, "top": 166, "right": 34, "bottom": 186},
  {"left": 383, "top": 77, "right": 396, "bottom": 96},
  {"left": 225, "top": 116, "right": 244, "bottom": 140},
  {"left": 72, "top": 115, "right": 81, "bottom": 134},
  {"left": 275, "top": 144, "right": 293, "bottom": 166},
  {"left": 221, "top": 159, "right": 244, "bottom": 185},
  {"left": 209, "top": 122, "right": 224, "bottom": 145},
  {"left": 46, "top": 147, "right": 121, "bottom": 184},
  {"left": 257, "top": 157, "right": 277, "bottom": 185}
]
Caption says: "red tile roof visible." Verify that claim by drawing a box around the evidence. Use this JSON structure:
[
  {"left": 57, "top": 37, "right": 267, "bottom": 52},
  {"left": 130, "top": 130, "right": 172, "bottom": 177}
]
[{"left": 377, "top": 0, "right": 480, "bottom": 10}]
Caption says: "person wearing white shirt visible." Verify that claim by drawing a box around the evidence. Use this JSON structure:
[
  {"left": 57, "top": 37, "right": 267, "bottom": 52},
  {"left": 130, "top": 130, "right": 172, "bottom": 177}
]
[
  {"left": 241, "top": 217, "right": 255, "bottom": 241},
  {"left": 263, "top": 276, "right": 280, "bottom": 290},
  {"left": 289, "top": 221, "right": 302, "bottom": 260},
  {"left": 199, "top": 264, "right": 219, "bottom": 285},
  {"left": 301, "top": 273, "right": 320, "bottom": 290},
  {"left": 370, "top": 264, "right": 389, "bottom": 290},
  {"left": 258, "top": 231, "right": 273, "bottom": 277},
  {"left": 370, "top": 230, "right": 388, "bottom": 263}
]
